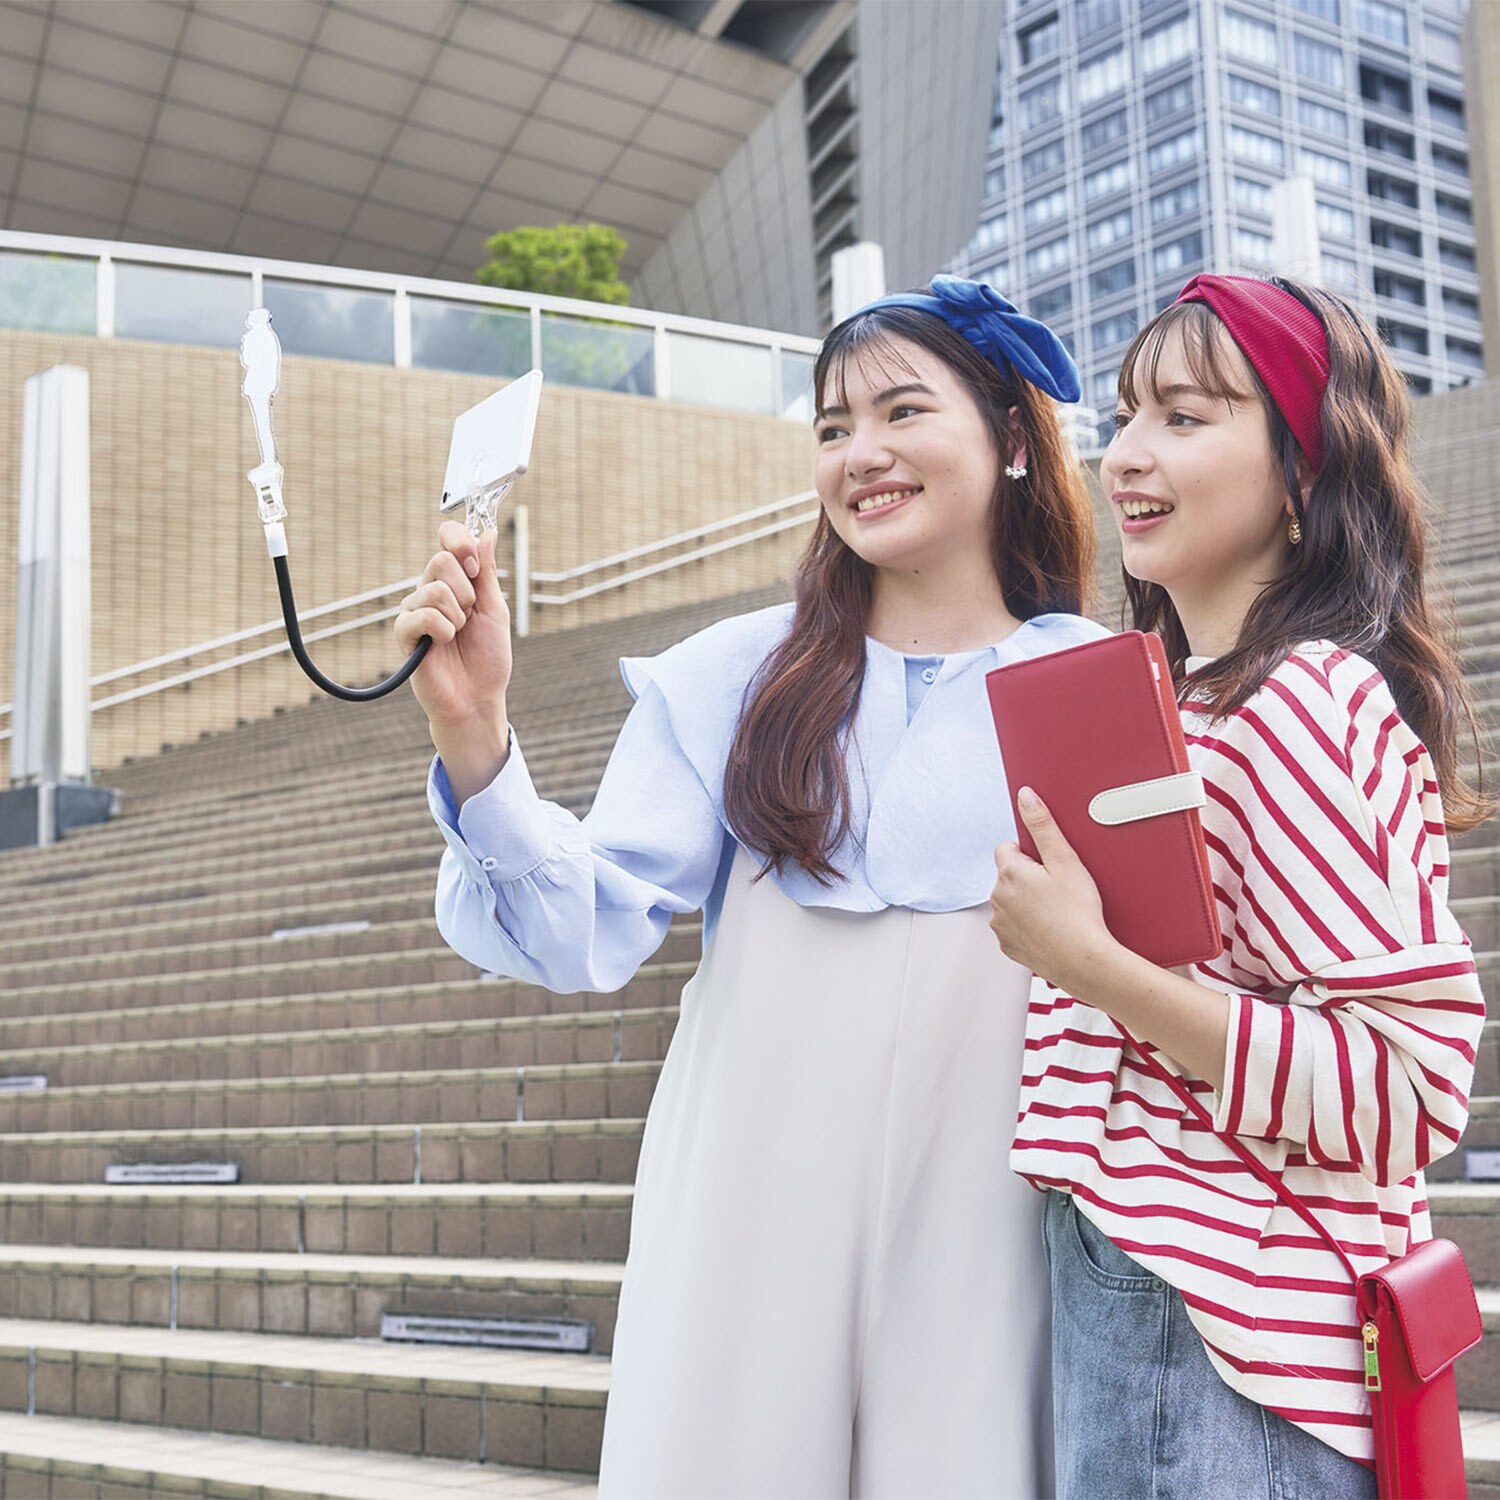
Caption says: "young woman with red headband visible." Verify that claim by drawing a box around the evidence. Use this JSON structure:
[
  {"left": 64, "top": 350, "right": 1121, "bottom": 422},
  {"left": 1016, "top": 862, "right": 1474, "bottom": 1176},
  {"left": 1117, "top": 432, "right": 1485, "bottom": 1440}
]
[{"left": 988, "top": 273, "right": 1488, "bottom": 1496}]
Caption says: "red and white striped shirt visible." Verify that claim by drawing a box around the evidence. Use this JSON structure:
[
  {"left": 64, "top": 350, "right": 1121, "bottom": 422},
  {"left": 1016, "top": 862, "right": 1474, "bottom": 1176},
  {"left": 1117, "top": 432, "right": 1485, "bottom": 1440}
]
[{"left": 1012, "top": 642, "right": 1485, "bottom": 1462}]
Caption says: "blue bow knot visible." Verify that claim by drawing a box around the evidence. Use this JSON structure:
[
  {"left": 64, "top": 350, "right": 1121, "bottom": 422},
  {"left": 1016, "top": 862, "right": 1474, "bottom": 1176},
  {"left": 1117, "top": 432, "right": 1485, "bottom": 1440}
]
[{"left": 852, "top": 275, "right": 1081, "bottom": 405}]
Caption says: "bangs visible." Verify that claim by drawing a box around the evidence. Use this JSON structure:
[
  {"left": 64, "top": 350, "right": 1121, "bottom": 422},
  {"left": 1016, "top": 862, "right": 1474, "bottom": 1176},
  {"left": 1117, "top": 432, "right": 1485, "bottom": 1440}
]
[
  {"left": 1117, "top": 301, "right": 1264, "bottom": 411},
  {"left": 814, "top": 316, "right": 923, "bottom": 418}
]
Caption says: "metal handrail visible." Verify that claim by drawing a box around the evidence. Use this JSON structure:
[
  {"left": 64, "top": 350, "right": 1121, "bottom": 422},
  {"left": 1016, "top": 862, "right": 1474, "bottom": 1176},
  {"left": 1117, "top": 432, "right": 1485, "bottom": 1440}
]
[{"left": 0, "top": 491, "right": 819, "bottom": 730}]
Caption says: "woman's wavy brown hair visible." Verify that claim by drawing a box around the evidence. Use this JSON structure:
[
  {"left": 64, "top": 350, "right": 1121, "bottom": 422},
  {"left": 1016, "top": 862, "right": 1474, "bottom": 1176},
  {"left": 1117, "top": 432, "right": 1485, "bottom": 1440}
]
[
  {"left": 1117, "top": 276, "right": 1490, "bottom": 835},
  {"left": 721, "top": 300, "right": 1098, "bottom": 884}
]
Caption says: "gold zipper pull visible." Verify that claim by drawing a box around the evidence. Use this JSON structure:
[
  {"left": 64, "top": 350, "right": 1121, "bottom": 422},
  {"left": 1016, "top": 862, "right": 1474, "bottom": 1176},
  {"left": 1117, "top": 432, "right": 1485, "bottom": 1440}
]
[{"left": 1362, "top": 1321, "right": 1381, "bottom": 1392}]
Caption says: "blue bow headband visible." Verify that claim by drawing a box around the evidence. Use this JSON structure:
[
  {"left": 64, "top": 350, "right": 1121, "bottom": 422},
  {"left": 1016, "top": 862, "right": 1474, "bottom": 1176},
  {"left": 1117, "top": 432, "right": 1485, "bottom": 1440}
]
[{"left": 851, "top": 275, "right": 1081, "bottom": 405}]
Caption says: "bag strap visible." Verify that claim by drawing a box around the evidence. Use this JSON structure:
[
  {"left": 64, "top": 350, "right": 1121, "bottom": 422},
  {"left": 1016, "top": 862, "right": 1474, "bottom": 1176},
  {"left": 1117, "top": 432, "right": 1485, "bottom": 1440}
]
[{"left": 1120, "top": 1028, "right": 1363, "bottom": 1285}]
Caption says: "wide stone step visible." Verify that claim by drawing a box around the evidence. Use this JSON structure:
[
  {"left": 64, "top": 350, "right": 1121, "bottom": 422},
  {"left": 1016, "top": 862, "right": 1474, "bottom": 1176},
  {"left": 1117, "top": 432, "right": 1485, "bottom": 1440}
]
[
  {"left": 0, "top": 1245, "right": 625, "bottom": 1354},
  {"left": 0, "top": 1411, "right": 598, "bottom": 1498},
  {"left": 0, "top": 1317, "right": 610, "bottom": 1471},
  {"left": 0, "top": 886, "right": 440, "bottom": 965},
  {"left": 1430, "top": 1094, "right": 1499, "bottom": 1182},
  {"left": 1466, "top": 1287, "right": 1500, "bottom": 1414},
  {"left": 1430, "top": 1183, "right": 1499, "bottom": 1284},
  {"left": 0, "top": 1005, "right": 679, "bottom": 1091},
  {"left": 0, "top": 1118, "right": 646, "bottom": 1187},
  {"left": 1465, "top": 1410, "right": 1500, "bottom": 1494},
  {"left": 0, "top": 1183, "right": 633, "bottom": 1262},
  {"left": 0, "top": 951, "right": 698, "bottom": 1050}
]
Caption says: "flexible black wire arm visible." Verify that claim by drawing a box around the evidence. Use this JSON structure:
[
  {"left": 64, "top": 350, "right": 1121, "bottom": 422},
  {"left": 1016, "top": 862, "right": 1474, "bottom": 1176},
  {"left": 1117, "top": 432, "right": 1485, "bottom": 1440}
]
[{"left": 273, "top": 553, "right": 430, "bottom": 702}]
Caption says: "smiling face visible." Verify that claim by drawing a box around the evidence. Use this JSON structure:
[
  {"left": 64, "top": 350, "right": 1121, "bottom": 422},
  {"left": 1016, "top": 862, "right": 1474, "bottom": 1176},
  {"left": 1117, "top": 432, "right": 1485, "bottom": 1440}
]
[
  {"left": 1102, "top": 318, "right": 1301, "bottom": 623},
  {"left": 813, "top": 334, "right": 1007, "bottom": 578}
]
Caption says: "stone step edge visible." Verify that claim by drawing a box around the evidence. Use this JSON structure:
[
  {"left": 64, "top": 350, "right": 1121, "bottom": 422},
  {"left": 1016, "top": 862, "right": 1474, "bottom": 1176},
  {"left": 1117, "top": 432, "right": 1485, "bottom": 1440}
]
[
  {"left": 0, "top": 1412, "right": 600, "bottom": 1499},
  {"left": 0, "top": 1242, "right": 624, "bottom": 1288},
  {"left": 0, "top": 1181, "right": 633, "bottom": 1203},
  {"left": 0, "top": 1315, "right": 612, "bottom": 1398}
]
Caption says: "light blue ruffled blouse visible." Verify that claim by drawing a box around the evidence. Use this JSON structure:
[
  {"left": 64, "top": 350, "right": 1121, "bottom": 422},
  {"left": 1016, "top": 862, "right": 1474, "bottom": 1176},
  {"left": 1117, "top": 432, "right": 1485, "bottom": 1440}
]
[{"left": 428, "top": 602, "right": 1108, "bottom": 994}]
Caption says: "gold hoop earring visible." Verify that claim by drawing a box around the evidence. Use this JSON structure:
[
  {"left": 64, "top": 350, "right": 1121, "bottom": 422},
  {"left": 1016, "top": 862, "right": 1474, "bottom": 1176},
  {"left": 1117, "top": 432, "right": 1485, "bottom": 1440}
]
[{"left": 1288, "top": 515, "right": 1303, "bottom": 546}]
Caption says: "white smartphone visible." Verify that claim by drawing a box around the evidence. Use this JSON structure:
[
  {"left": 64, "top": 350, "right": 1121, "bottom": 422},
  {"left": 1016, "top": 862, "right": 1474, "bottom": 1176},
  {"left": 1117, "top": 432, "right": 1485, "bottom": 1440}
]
[{"left": 439, "top": 369, "right": 544, "bottom": 512}]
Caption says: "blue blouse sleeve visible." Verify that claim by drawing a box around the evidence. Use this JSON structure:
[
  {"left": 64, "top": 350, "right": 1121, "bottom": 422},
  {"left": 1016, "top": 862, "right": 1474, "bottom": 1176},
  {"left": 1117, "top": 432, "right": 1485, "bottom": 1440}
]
[{"left": 429, "top": 604, "right": 793, "bottom": 994}]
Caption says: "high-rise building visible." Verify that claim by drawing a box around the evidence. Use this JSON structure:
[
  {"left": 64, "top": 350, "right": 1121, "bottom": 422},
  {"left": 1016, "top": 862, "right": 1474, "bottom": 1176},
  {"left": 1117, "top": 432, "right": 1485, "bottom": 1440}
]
[{"left": 959, "top": 0, "right": 1481, "bottom": 448}]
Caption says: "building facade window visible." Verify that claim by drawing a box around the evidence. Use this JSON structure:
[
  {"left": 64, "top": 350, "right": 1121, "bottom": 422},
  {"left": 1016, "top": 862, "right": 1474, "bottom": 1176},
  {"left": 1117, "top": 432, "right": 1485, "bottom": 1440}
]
[
  {"left": 1026, "top": 235, "right": 1072, "bottom": 276},
  {"left": 1023, "top": 140, "right": 1067, "bottom": 182},
  {"left": 1234, "top": 228, "right": 1274, "bottom": 265},
  {"left": 1322, "top": 253, "right": 1361, "bottom": 289},
  {"left": 1292, "top": 0, "right": 1339, "bottom": 20},
  {"left": 1299, "top": 148, "right": 1351, "bottom": 187},
  {"left": 1364, "top": 121, "right": 1415, "bottom": 159},
  {"left": 1153, "top": 231, "right": 1204, "bottom": 276},
  {"left": 973, "top": 214, "right": 1009, "bottom": 251},
  {"left": 1293, "top": 33, "right": 1344, "bottom": 87},
  {"left": 1079, "top": 0, "right": 1124, "bottom": 31},
  {"left": 1439, "top": 240, "right": 1476, "bottom": 274},
  {"left": 1084, "top": 159, "right": 1133, "bottom": 201},
  {"left": 1151, "top": 180, "right": 1201, "bottom": 222},
  {"left": 1228, "top": 74, "right": 1282, "bottom": 117},
  {"left": 1140, "top": 14, "right": 1195, "bottom": 74},
  {"left": 1024, "top": 188, "right": 1070, "bottom": 229},
  {"left": 1379, "top": 320, "right": 1428, "bottom": 355},
  {"left": 1020, "top": 77, "right": 1069, "bottom": 130},
  {"left": 1220, "top": 10, "right": 1278, "bottom": 67},
  {"left": 1090, "top": 368, "right": 1119, "bottom": 407},
  {"left": 1428, "top": 89, "right": 1464, "bottom": 132},
  {"left": 1081, "top": 109, "right": 1130, "bottom": 153},
  {"left": 1354, "top": 0, "right": 1408, "bottom": 48},
  {"left": 1431, "top": 144, "right": 1469, "bottom": 179},
  {"left": 1317, "top": 202, "right": 1356, "bottom": 239},
  {"left": 1360, "top": 63, "right": 1412, "bottom": 114},
  {"left": 1447, "top": 337, "right": 1483, "bottom": 369},
  {"left": 1031, "top": 283, "right": 1073, "bottom": 321},
  {"left": 1229, "top": 125, "right": 1284, "bottom": 168},
  {"left": 1147, "top": 127, "right": 1201, "bottom": 173},
  {"left": 1019, "top": 16, "right": 1062, "bottom": 65},
  {"left": 1298, "top": 97, "right": 1348, "bottom": 137},
  {"left": 1089, "top": 260, "right": 1137, "bottom": 298},
  {"left": 1435, "top": 193, "right": 1471, "bottom": 225},
  {"left": 1092, "top": 309, "right": 1140, "bottom": 348},
  {"left": 1373, "top": 269, "right": 1425, "bottom": 306},
  {"left": 1079, "top": 47, "right": 1130, "bottom": 106},
  {"left": 1370, "top": 218, "right": 1422, "bottom": 257},
  {"left": 1367, "top": 170, "right": 1418, "bottom": 207},
  {"left": 1086, "top": 207, "right": 1133, "bottom": 250},
  {"left": 1423, "top": 25, "right": 1462, "bottom": 73},
  {"left": 1145, "top": 79, "right": 1194, "bottom": 121},
  {"left": 1234, "top": 176, "right": 1273, "bottom": 214}
]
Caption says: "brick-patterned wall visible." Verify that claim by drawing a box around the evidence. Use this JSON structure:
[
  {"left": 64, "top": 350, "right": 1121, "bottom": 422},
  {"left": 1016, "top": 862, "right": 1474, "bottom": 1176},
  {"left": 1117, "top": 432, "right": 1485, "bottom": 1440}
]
[{"left": 0, "top": 331, "right": 815, "bottom": 776}]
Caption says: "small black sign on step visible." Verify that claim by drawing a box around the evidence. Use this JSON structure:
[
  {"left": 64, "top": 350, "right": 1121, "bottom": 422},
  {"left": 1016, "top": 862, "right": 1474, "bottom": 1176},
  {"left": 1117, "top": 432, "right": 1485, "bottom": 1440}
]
[
  {"left": 381, "top": 1313, "right": 593, "bottom": 1353},
  {"left": 104, "top": 1162, "right": 241, "bottom": 1185},
  {"left": 0, "top": 1076, "right": 47, "bottom": 1093}
]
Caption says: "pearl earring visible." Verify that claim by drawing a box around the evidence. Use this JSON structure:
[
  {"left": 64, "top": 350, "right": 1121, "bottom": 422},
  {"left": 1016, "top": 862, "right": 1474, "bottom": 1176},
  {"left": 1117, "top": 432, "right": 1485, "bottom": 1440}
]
[{"left": 1005, "top": 463, "right": 1028, "bottom": 480}]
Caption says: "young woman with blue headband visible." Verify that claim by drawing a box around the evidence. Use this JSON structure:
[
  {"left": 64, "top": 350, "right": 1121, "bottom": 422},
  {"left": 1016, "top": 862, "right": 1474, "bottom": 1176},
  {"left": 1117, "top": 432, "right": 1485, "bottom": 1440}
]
[{"left": 396, "top": 277, "right": 1102, "bottom": 1496}]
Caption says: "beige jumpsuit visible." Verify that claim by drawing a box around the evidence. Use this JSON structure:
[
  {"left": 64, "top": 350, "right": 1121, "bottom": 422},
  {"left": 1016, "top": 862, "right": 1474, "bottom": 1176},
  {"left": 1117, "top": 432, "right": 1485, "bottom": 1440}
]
[{"left": 598, "top": 845, "right": 1054, "bottom": 1499}]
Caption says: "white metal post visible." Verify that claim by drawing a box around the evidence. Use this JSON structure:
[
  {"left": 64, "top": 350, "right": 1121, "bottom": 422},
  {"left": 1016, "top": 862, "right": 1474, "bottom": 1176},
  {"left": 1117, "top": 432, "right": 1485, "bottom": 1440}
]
[
  {"left": 13, "top": 366, "right": 92, "bottom": 843},
  {"left": 512, "top": 503, "right": 531, "bottom": 639}
]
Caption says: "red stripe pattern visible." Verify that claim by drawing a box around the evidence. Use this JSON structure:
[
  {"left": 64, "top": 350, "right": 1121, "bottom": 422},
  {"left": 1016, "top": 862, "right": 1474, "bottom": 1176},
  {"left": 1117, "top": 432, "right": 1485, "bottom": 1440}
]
[{"left": 1012, "top": 644, "right": 1484, "bottom": 1462}]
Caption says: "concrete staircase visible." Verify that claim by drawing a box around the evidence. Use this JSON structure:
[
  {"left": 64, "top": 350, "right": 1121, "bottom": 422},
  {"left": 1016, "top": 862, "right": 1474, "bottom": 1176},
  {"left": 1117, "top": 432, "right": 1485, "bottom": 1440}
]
[{"left": 0, "top": 376, "right": 1495, "bottom": 1495}]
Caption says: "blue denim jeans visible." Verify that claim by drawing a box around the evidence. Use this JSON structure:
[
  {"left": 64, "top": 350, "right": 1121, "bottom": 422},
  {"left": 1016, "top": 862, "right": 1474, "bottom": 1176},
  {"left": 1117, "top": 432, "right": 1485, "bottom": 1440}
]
[{"left": 1043, "top": 1191, "right": 1377, "bottom": 1500}]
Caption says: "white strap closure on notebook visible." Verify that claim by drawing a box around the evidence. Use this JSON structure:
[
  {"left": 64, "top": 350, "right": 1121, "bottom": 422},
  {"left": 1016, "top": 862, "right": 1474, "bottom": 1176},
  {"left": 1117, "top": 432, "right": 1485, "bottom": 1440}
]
[{"left": 1089, "top": 771, "right": 1206, "bottom": 827}]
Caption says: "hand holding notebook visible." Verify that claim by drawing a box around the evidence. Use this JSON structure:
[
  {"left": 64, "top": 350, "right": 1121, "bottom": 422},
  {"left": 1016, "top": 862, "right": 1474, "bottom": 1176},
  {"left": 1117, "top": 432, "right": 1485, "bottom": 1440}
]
[{"left": 985, "top": 631, "right": 1222, "bottom": 970}]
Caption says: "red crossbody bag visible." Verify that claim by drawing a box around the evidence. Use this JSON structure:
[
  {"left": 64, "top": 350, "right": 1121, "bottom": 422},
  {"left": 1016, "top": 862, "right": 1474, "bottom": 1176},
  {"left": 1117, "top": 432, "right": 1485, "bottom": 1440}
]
[{"left": 1125, "top": 1037, "right": 1482, "bottom": 1499}]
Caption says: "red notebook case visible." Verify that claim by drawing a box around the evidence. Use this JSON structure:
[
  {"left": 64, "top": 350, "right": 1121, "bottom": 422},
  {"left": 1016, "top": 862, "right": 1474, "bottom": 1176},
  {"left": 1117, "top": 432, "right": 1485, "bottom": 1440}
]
[{"left": 985, "top": 631, "right": 1222, "bottom": 969}]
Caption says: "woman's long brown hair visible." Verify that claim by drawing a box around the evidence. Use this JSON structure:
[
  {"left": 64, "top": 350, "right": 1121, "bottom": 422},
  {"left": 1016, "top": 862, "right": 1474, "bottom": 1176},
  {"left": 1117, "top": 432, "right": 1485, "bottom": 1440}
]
[
  {"left": 1117, "top": 279, "right": 1491, "bottom": 835},
  {"left": 721, "top": 302, "right": 1097, "bottom": 884}
]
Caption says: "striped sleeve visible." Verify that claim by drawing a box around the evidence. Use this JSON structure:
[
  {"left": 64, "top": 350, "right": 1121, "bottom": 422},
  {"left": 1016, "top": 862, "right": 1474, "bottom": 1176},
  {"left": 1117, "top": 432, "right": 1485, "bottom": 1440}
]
[{"left": 1206, "top": 648, "right": 1485, "bottom": 1186}]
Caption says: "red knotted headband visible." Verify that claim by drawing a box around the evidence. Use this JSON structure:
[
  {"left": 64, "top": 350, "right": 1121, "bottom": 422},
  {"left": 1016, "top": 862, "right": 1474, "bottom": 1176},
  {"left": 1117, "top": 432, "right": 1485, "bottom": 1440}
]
[{"left": 1174, "top": 274, "right": 1330, "bottom": 474}]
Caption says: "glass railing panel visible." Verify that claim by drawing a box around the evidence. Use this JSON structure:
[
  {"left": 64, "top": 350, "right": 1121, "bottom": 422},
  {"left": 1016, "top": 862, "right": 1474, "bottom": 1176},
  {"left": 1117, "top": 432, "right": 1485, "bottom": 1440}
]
[
  {"left": 0, "top": 251, "right": 95, "bottom": 335},
  {"left": 780, "top": 350, "right": 816, "bottom": 423},
  {"left": 667, "top": 331, "right": 775, "bottom": 415},
  {"left": 114, "top": 262, "right": 252, "bottom": 347},
  {"left": 410, "top": 296, "right": 533, "bottom": 378},
  {"left": 540, "top": 314, "right": 655, "bottom": 396},
  {"left": 262, "top": 278, "right": 394, "bottom": 363}
]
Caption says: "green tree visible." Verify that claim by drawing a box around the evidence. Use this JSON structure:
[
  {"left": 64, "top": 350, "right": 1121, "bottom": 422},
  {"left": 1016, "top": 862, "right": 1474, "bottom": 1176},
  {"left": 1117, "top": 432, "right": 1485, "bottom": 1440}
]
[{"left": 476, "top": 223, "right": 630, "bottom": 305}]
